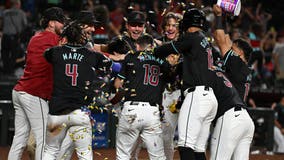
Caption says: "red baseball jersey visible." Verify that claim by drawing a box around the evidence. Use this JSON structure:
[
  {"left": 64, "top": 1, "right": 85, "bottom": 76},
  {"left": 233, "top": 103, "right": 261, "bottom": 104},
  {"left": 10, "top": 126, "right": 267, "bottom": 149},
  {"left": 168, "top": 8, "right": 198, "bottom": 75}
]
[{"left": 14, "top": 31, "right": 60, "bottom": 100}]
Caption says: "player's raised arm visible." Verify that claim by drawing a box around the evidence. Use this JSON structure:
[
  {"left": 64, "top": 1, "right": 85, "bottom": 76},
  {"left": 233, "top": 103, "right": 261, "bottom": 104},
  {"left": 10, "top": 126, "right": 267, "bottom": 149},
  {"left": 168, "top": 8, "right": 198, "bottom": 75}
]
[
  {"left": 213, "top": 4, "right": 232, "bottom": 56},
  {"left": 154, "top": 41, "right": 181, "bottom": 59}
]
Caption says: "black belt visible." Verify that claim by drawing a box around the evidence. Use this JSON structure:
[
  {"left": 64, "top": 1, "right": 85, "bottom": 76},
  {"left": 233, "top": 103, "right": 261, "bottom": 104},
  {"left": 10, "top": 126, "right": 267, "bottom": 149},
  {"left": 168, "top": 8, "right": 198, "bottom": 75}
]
[
  {"left": 130, "top": 101, "right": 157, "bottom": 106},
  {"left": 187, "top": 86, "right": 210, "bottom": 93},
  {"left": 234, "top": 106, "right": 242, "bottom": 111}
]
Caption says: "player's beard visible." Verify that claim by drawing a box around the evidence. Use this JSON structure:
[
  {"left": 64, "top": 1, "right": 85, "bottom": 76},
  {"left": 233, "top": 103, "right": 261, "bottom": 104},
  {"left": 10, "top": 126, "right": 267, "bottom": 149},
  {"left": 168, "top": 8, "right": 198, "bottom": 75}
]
[{"left": 55, "top": 26, "right": 63, "bottom": 35}]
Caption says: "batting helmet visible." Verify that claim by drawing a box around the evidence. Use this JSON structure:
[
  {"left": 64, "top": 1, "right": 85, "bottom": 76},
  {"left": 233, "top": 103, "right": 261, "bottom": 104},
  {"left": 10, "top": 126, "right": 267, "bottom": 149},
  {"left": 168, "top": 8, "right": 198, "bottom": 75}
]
[{"left": 180, "top": 8, "right": 206, "bottom": 31}]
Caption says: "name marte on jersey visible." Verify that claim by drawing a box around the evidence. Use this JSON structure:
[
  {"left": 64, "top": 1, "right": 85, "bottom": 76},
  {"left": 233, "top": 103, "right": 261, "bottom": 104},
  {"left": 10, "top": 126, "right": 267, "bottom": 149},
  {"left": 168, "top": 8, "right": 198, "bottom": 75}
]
[{"left": 62, "top": 52, "right": 84, "bottom": 62}]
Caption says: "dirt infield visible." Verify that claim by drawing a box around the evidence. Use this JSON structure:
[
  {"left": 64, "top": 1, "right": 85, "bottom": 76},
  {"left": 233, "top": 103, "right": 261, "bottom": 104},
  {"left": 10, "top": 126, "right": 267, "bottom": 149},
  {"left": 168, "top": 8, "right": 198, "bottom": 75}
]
[
  {"left": 0, "top": 147, "right": 284, "bottom": 160},
  {"left": 91, "top": 148, "right": 284, "bottom": 160}
]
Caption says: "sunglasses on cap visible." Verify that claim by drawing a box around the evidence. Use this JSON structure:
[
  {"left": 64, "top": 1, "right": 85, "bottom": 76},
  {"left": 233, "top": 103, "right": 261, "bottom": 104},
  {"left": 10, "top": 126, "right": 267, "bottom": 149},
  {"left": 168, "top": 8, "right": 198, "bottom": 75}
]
[{"left": 128, "top": 23, "right": 144, "bottom": 27}]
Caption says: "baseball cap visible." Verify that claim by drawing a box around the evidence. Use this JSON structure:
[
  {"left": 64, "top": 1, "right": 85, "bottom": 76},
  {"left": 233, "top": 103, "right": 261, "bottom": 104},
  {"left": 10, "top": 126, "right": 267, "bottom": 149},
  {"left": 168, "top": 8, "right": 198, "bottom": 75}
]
[
  {"left": 42, "top": 7, "right": 66, "bottom": 24},
  {"left": 75, "top": 11, "right": 101, "bottom": 26},
  {"left": 126, "top": 11, "right": 146, "bottom": 24}
]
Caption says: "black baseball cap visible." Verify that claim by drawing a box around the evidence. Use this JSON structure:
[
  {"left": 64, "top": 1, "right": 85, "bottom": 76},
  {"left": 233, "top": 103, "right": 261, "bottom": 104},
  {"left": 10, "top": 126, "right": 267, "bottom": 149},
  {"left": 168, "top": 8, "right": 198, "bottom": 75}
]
[
  {"left": 126, "top": 11, "right": 146, "bottom": 24},
  {"left": 42, "top": 7, "right": 66, "bottom": 24},
  {"left": 75, "top": 11, "right": 101, "bottom": 26}
]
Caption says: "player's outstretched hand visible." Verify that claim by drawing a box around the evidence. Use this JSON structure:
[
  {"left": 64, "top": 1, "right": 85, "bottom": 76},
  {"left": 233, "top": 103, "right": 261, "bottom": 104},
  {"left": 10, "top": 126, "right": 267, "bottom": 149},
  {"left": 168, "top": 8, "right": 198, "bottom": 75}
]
[
  {"left": 213, "top": 4, "right": 222, "bottom": 16},
  {"left": 166, "top": 54, "right": 180, "bottom": 66},
  {"left": 109, "top": 88, "right": 126, "bottom": 105},
  {"left": 109, "top": 52, "right": 126, "bottom": 61},
  {"left": 154, "top": 39, "right": 163, "bottom": 46}
]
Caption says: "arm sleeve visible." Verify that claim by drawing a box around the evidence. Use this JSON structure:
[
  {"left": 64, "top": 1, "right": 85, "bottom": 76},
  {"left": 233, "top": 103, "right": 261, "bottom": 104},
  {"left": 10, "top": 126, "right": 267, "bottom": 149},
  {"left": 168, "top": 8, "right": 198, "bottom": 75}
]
[
  {"left": 154, "top": 37, "right": 188, "bottom": 58},
  {"left": 92, "top": 52, "right": 113, "bottom": 74}
]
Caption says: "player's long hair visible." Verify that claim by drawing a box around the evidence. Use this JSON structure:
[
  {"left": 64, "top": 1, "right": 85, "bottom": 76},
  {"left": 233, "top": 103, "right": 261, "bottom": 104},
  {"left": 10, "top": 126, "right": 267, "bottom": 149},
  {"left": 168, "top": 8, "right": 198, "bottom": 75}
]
[
  {"left": 61, "top": 21, "right": 87, "bottom": 45},
  {"left": 161, "top": 12, "right": 182, "bottom": 34}
]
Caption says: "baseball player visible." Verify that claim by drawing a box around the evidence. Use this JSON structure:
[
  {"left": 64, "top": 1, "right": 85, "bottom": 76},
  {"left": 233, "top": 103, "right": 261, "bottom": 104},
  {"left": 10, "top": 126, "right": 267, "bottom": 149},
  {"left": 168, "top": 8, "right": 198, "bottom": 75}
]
[
  {"left": 155, "top": 12, "right": 183, "bottom": 160},
  {"left": 153, "top": 7, "right": 255, "bottom": 160},
  {"left": 114, "top": 34, "right": 178, "bottom": 160},
  {"left": 42, "top": 21, "right": 112, "bottom": 159},
  {"left": 55, "top": 10, "right": 102, "bottom": 160},
  {"left": 272, "top": 96, "right": 284, "bottom": 153},
  {"left": 159, "top": 12, "right": 183, "bottom": 160},
  {"left": 213, "top": 4, "right": 253, "bottom": 102},
  {"left": 154, "top": 8, "right": 218, "bottom": 159},
  {"left": 132, "top": 25, "right": 182, "bottom": 159},
  {"left": 93, "top": 11, "right": 146, "bottom": 55},
  {"left": 158, "top": 12, "right": 182, "bottom": 43},
  {"left": 8, "top": 7, "right": 66, "bottom": 160},
  {"left": 209, "top": 5, "right": 255, "bottom": 160}
]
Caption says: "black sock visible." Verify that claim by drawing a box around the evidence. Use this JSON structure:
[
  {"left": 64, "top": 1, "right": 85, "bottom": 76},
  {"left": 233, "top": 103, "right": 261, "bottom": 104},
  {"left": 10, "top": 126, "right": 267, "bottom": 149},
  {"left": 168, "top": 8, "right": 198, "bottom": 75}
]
[
  {"left": 194, "top": 152, "right": 206, "bottom": 160},
  {"left": 178, "top": 147, "right": 195, "bottom": 160}
]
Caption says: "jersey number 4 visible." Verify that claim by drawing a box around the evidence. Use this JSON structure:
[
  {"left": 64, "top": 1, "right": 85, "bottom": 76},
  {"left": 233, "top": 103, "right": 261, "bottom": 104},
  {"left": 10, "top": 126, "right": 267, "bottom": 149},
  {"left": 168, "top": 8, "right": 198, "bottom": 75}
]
[
  {"left": 65, "top": 64, "right": 78, "bottom": 86},
  {"left": 143, "top": 64, "right": 160, "bottom": 86}
]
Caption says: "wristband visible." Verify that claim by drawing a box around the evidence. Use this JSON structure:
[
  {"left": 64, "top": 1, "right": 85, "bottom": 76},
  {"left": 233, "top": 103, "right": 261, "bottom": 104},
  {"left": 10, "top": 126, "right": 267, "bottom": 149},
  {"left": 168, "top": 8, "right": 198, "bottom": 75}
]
[{"left": 215, "top": 16, "right": 223, "bottom": 30}]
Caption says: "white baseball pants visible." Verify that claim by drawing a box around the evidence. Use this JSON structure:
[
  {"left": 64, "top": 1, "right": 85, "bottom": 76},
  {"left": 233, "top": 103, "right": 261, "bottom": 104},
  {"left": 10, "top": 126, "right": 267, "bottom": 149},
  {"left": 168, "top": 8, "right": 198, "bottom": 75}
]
[
  {"left": 42, "top": 109, "right": 93, "bottom": 160},
  {"left": 178, "top": 86, "right": 218, "bottom": 152},
  {"left": 56, "top": 129, "right": 75, "bottom": 160},
  {"left": 8, "top": 90, "right": 49, "bottom": 160},
  {"left": 274, "top": 126, "right": 284, "bottom": 153},
  {"left": 210, "top": 107, "right": 255, "bottom": 160},
  {"left": 161, "top": 89, "right": 180, "bottom": 160},
  {"left": 116, "top": 101, "right": 166, "bottom": 160},
  {"left": 132, "top": 89, "right": 181, "bottom": 160}
]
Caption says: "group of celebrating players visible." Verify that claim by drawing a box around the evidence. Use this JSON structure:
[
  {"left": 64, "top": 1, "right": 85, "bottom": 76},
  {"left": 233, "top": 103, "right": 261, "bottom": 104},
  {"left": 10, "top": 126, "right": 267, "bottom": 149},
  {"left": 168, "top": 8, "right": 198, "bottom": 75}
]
[{"left": 7, "top": 1, "right": 255, "bottom": 160}]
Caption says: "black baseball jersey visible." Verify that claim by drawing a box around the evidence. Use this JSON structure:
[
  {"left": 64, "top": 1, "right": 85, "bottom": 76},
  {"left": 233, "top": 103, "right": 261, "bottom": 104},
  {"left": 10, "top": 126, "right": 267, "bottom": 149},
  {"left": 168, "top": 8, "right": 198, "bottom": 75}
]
[
  {"left": 154, "top": 31, "right": 246, "bottom": 118},
  {"left": 275, "top": 104, "right": 284, "bottom": 127},
  {"left": 157, "top": 35, "right": 182, "bottom": 91},
  {"left": 212, "top": 70, "right": 246, "bottom": 119},
  {"left": 154, "top": 31, "right": 217, "bottom": 91},
  {"left": 108, "top": 32, "right": 137, "bottom": 54},
  {"left": 44, "top": 44, "right": 112, "bottom": 115},
  {"left": 222, "top": 49, "right": 253, "bottom": 102},
  {"left": 117, "top": 51, "right": 170, "bottom": 105}
]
